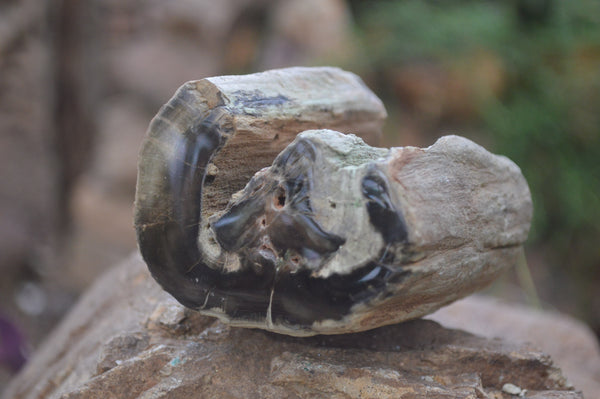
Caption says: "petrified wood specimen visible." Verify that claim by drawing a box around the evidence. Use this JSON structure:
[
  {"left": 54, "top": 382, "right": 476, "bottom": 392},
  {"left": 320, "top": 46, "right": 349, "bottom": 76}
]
[{"left": 134, "top": 67, "right": 532, "bottom": 336}]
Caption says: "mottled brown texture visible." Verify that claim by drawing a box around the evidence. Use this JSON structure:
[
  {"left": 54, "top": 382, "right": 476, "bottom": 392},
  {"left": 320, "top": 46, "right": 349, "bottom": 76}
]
[{"left": 2, "top": 254, "right": 581, "bottom": 399}]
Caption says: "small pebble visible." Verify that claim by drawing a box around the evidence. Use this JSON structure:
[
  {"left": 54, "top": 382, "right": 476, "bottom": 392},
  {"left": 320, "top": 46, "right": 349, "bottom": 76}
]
[{"left": 502, "top": 383, "right": 522, "bottom": 395}]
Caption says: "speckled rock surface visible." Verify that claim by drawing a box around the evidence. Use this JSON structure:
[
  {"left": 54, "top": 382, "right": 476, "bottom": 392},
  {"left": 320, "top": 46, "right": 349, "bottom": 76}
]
[
  {"left": 429, "top": 295, "right": 600, "bottom": 399},
  {"left": 2, "top": 254, "right": 582, "bottom": 399}
]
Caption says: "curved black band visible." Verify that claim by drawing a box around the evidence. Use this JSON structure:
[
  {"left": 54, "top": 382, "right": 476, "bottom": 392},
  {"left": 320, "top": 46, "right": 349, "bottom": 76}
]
[{"left": 136, "top": 108, "right": 410, "bottom": 331}]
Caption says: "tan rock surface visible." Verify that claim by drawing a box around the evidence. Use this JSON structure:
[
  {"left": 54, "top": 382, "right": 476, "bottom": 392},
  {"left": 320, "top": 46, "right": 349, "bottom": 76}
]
[{"left": 2, "top": 254, "right": 582, "bottom": 399}]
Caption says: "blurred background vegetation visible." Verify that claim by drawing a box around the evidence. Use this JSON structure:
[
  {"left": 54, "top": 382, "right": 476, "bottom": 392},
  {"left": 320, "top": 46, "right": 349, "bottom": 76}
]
[{"left": 0, "top": 0, "right": 598, "bottom": 388}]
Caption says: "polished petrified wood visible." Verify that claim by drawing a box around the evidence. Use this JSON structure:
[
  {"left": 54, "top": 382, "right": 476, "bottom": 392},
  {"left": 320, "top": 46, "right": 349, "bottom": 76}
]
[{"left": 134, "top": 67, "right": 532, "bottom": 336}]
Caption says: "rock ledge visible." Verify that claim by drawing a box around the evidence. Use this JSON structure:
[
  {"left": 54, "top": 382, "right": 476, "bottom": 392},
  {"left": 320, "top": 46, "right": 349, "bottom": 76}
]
[{"left": 2, "top": 254, "right": 581, "bottom": 399}]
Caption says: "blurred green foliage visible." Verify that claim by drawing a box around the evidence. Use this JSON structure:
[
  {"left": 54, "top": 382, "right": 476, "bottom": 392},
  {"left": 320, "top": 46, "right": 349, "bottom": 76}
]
[{"left": 349, "top": 0, "right": 600, "bottom": 328}]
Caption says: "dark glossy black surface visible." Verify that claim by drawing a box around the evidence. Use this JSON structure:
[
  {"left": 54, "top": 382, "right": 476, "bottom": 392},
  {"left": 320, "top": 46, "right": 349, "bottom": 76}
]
[
  {"left": 137, "top": 108, "right": 226, "bottom": 309},
  {"left": 213, "top": 138, "right": 345, "bottom": 266},
  {"left": 362, "top": 169, "right": 408, "bottom": 244},
  {"left": 137, "top": 105, "right": 411, "bottom": 330},
  {"left": 271, "top": 260, "right": 410, "bottom": 328}
]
